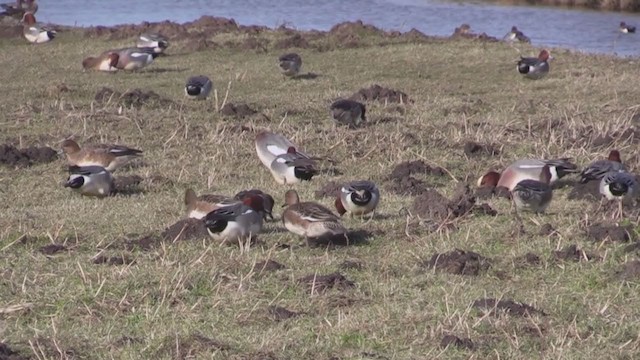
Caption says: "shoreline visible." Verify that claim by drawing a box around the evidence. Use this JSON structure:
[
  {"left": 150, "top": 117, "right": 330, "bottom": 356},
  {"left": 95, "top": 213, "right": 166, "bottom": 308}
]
[{"left": 486, "top": 0, "right": 640, "bottom": 12}]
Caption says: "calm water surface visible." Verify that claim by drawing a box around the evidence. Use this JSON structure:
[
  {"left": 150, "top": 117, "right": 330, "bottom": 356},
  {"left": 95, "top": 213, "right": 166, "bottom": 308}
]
[{"left": 39, "top": 0, "right": 640, "bottom": 57}]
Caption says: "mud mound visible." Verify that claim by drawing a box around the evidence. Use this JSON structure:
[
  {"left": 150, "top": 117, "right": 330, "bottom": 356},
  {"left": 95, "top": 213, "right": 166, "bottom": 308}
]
[
  {"left": 93, "top": 255, "right": 135, "bottom": 265},
  {"left": 0, "top": 343, "right": 29, "bottom": 360},
  {"left": 314, "top": 181, "right": 342, "bottom": 199},
  {"left": 413, "top": 184, "right": 480, "bottom": 221},
  {"left": 84, "top": 16, "right": 241, "bottom": 40},
  {"left": 162, "top": 218, "right": 209, "bottom": 242},
  {"left": 155, "top": 334, "right": 230, "bottom": 359},
  {"left": 463, "top": 141, "right": 500, "bottom": 157},
  {"left": 350, "top": 84, "right": 411, "bottom": 104},
  {"left": 177, "top": 36, "right": 220, "bottom": 53},
  {"left": 220, "top": 103, "right": 258, "bottom": 118},
  {"left": 586, "top": 224, "right": 634, "bottom": 243},
  {"left": 473, "top": 298, "right": 546, "bottom": 317},
  {"left": 514, "top": 253, "right": 542, "bottom": 268},
  {"left": 388, "top": 160, "right": 445, "bottom": 180},
  {"left": 241, "top": 37, "right": 269, "bottom": 52},
  {"left": 440, "top": 334, "right": 474, "bottom": 350},
  {"left": 125, "top": 234, "right": 160, "bottom": 250},
  {"left": 297, "top": 272, "right": 355, "bottom": 294},
  {"left": 268, "top": 306, "right": 299, "bottom": 321},
  {"left": 617, "top": 260, "right": 640, "bottom": 280},
  {"left": 0, "top": 144, "right": 57, "bottom": 168},
  {"left": 386, "top": 176, "right": 429, "bottom": 196},
  {"left": 539, "top": 223, "right": 557, "bottom": 236},
  {"left": 553, "top": 244, "right": 596, "bottom": 262},
  {"left": 38, "top": 244, "right": 67, "bottom": 255},
  {"left": 473, "top": 203, "right": 497, "bottom": 216},
  {"left": 94, "top": 87, "right": 173, "bottom": 108},
  {"left": 275, "top": 33, "right": 310, "bottom": 49},
  {"left": 624, "top": 242, "right": 640, "bottom": 254},
  {"left": 567, "top": 180, "right": 600, "bottom": 201},
  {"left": 306, "top": 230, "right": 372, "bottom": 248},
  {"left": 255, "top": 259, "right": 285, "bottom": 272},
  {"left": 423, "top": 249, "right": 490, "bottom": 276},
  {"left": 329, "top": 20, "right": 385, "bottom": 37},
  {"left": 401, "top": 28, "right": 434, "bottom": 42}
]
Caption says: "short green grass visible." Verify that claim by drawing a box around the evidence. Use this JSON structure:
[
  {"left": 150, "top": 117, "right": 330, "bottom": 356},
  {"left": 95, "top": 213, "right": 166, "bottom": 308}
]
[{"left": 1, "top": 23, "right": 640, "bottom": 359}]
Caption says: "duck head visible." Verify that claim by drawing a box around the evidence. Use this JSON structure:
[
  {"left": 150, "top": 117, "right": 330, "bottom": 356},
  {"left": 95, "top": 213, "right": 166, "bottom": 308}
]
[{"left": 477, "top": 171, "right": 500, "bottom": 187}]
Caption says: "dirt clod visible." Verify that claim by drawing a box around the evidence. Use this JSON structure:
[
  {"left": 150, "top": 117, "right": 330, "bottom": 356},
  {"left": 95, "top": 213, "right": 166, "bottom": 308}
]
[
  {"left": 297, "top": 272, "right": 355, "bottom": 294},
  {"left": 268, "top": 306, "right": 299, "bottom": 321},
  {"left": 514, "top": 253, "right": 542, "bottom": 268},
  {"left": 0, "top": 144, "right": 57, "bottom": 168},
  {"left": 539, "top": 223, "right": 557, "bottom": 236},
  {"left": 39, "top": 244, "right": 67, "bottom": 255},
  {"left": 314, "top": 181, "right": 342, "bottom": 199},
  {"left": 553, "top": 244, "right": 595, "bottom": 262},
  {"left": 617, "top": 260, "right": 640, "bottom": 280},
  {"left": 350, "top": 84, "right": 411, "bottom": 104},
  {"left": 93, "top": 255, "right": 135, "bottom": 265},
  {"left": 586, "top": 224, "right": 634, "bottom": 243},
  {"left": 463, "top": 141, "right": 499, "bottom": 157},
  {"left": 0, "top": 343, "right": 28, "bottom": 360},
  {"left": 162, "top": 218, "right": 209, "bottom": 242},
  {"left": 255, "top": 259, "right": 286, "bottom": 272},
  {"left": 423, "top": 249, "right": 490, "bottom": 276},
  {"left": 473, "top": 203, "right": 498, "bottom": 216},
  {"left": 220, "top": 103, "right": 258, "bottom": 118},
  {"left": 440, "top": 334, "right": 474, "bottom": 350},
  {"left": 386, "top": 176, "right": 429, "bottom": 196},
  {"left": 413, "top": 184, "right": 479, "bottom": 221},
  {"left": 473, "top": 298, "right": 546, "bottom": 317}
]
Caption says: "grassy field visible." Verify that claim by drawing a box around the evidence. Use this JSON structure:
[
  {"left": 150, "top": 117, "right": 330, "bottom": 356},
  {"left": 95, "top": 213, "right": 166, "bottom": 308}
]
[{"left": 2, "top": 20, "right": 640, "bottom": 359}]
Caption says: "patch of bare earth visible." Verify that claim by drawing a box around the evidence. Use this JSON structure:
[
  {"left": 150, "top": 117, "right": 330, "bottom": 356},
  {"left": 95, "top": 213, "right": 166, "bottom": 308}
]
[
  {"left": 297, "top": 272, "right": 355, "bottom": 294},
  {"left": 0, "top": 144, "right": 57, "bottom": 168},
  {"left": 423, "top": 249, "right": 490, "bottom": 276}
]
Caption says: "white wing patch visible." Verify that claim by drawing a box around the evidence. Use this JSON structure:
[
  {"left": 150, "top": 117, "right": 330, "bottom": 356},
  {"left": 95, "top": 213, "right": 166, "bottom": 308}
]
[{"left": 266, "top": 144, "right": 287, "bottom": 156}]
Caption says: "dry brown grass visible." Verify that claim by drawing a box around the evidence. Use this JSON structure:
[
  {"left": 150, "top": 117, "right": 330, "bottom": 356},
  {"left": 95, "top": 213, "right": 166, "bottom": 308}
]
[{"left": 1, "top": 21, "right": 640, "bottom": 359}]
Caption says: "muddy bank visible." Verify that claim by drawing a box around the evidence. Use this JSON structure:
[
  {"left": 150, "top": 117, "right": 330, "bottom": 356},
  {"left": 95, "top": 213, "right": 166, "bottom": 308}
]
[{"left": 492, "top": 0, "right": 640, "bottom": 12}]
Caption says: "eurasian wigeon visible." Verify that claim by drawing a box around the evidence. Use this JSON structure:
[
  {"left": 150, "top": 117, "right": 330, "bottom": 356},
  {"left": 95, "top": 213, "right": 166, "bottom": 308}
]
[
  {"left": 330, "top": 99, "right": 366, "bottom": 128},
  {"left": 511, "top": 165, "right": 553, "bottom": 213},
  {"left": 203, "top": 196, "right": 264, "bottom": 244},
  {"left": 580, "top": 150, "right": 626, "bottom": 183},
  {"left": 64, "top": 166, "right": 114, "bottom": 198},
  {"left": 504, "top": 26, "right": 530, "bottom": 43},
  {"left": 335, "top": 180, "right": 380, "bottom": 217},
  {"left": 184, "top": 188, "right": 236, "bottom": 220},
  {"left": 478, "top": 158, "right": 578, "bottom": 191},
  {"left": 82, "top": 52, "right": 119, "bottom": 72},
  {"left": 60, "top": 139, "right": 143, "bottom": 172},
  {"left": 137, "top": 32, "right": 169, "bottom": 54},
  {"left": 102, "top": 47, "right": 158, "bottom": 71},
  {"left": 1, "top": 0, "right": 37, "bottom": 18},
  {"left": 22, "top": 13, "right": 54, "bottom": 44},
  {"left": 620, "top": 22, "right": 636, "bottom": 34},
  {"left": 282, "top": 190, "right": 347, "bottom": 240},
  {"left": 599, "top": 170, "right": 637, "bottom": 219},
  {"left": 234, "top": 189, "right": 275, "bottom": 220},
  {"left": 255, "top": 131, "right": 318, "bottom": 184},
  {"left": 185, "top": 75, "right": 212, "bottom": 100},
  {"left": 278, "top": 53, "right": 302, "bottom": 77},
  {"left": 517, "top": 49, "right": 551, "bottom": 80}
]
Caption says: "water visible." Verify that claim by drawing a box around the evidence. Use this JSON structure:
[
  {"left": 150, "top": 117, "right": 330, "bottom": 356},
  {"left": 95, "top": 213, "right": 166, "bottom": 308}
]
[{"left": 39, "top": 0, "right": 640, "bottom": 57}]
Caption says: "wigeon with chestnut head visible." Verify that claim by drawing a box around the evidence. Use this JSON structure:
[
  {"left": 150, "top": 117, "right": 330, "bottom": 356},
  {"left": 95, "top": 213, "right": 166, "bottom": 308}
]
[
  {"left": 278, "top": 53, "right": 302, "bottom": 78},
  {"left": 234, "top": 189, "right": 275, "bottom": 220},
  {"left": 137, "top": 32, "right": 169, "bottom": 54},
  {"left": 64, "top": 166, "right": 114, "bottom": 198},
  {"left": 599, "top": 170, "right": 638, "bottom": 219},
  {"left": 330, "top": 99, "right": 366, "bottom": 128},
  {"left": 335, "top": 180, "right": 380, "bottom": 218},
  {"left": 478, "top": 157, "right": 577, "bottom": 191},
  {"left": 517, "top": 49, "right": 551, "bottom": 80},
  {"left": 580, "top": 150, "right": 626, "bottom": 184},
  {"left": 620, "top": 22, "right": 636, "bottom": 33},
  {"left": 22, "top": 12, "right": 55, "bottom": 43},
  {"left": 60, "top": 139, "right": 143, "bottom": 173},
  {"left": 203, "top": 196, "right": 264, "bottom": 244},
  {"left": 511, "top": 165, "right": 553, "bottom": 213},
  {"left": 282, "top": 189, "right": 347, "bottom": 241},
  {"left": 82, "top": 52, "right": 119, "bottom": 72},
  {"left": 255, "top": 131, "right": 318, "bottom": 184},
  {"left": 185, "top": 75, "right": 212, "bottom": 100},
  {"left": 102, "top": 47, "right": 158, "bottom": 71}
]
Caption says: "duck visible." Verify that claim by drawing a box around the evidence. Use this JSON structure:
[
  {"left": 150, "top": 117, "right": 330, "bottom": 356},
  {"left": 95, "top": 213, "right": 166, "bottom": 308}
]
[
  {"left": 504, "top": 26, "right": 530, "bottom": 43},
  {"left": 620, "top": 21, "right": 636, "bottom": 34},
  {"left": 278, "top": 53, "right": 302, "bottom": 77},
  {"left": 203, "top": 196, "right": 264, "bottom": 244},
  {"left": 1, "top": 0, "right": 37, "bottom": 18},
  {"left": 184, "top": 188, "right": 236, "bottom": 220},
  {"left": 137, "top": 32, "right": 169, "bottom": 54},
  {"left": 64, "top": 166, "right": 114, "bottom": 198},
  {"left": 330, "top": 99, "right": 366, "bottom": 128},
  {"left": 600, "top": 170, "right": 637, "bottom": 219},
  {"left": 335, "top": 180, "right": 380, "bottom": 217},
  {"left": 478, "top": 158, "right": 578, "bottom": 191},
  {"left": 255, "top": 131, "right": 318, "bottom": 184},
  {"left": 185, "top": 75, "right": 212, "bottom": 100},
  {"left": 82, "top": 52, "right": 120, "bottom": 72},
  {"left": 22, "top": 13, "right": 55, "bottom": 44},
  {"left": 511, "top": 165, "right": 553, "bottom": 213},
  {"left": 234, "top": 189, "right": 275, "bottom": 220},
  {"left": 580, "top": 150, "right": 625, "bottom": 183},
  {"left": 517, "top": 49, "right": 551, "bottom": 80},
  {"left": 282, "top": 189, "right": 347, "bottom": 240},
  {"left": 103, "top": 47, "right": 158, "bottom": 71},
  {"left": 60, "top": 139, "right": 143, "bottom": 172}
]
